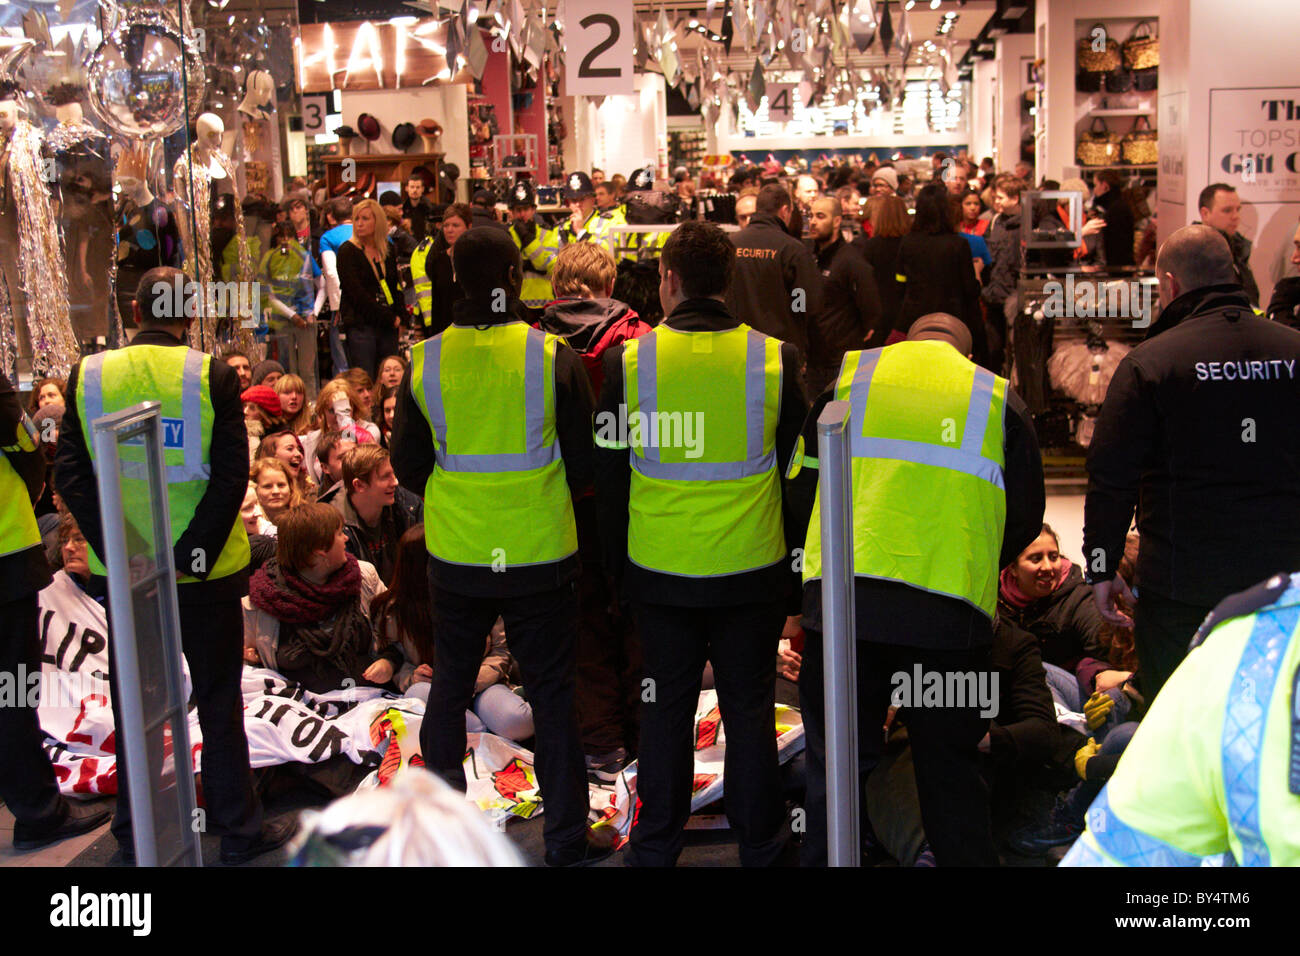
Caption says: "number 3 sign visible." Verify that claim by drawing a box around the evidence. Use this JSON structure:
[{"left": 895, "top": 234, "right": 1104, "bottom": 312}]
[{"left": 564, "top": 0, "right": 634, "bottom": 96}]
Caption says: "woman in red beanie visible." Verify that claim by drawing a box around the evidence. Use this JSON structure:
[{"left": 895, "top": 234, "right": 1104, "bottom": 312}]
[{"left": 242, "top": 384, "right": 286, "bottom": 462}]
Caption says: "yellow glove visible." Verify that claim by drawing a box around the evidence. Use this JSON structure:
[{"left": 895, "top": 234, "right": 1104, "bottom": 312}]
[
  {"left": 1074, "top": 737, "right": 1101, "bottom": 781},
  {"left": 1083, "top": 691, "right": 1115, "bottom": 731}
]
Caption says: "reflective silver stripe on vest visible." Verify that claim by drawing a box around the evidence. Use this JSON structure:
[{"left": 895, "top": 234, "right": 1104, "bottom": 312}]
[
  {"left": 82, "top": 350, "right": 210, "bottom": 483},
  {"left": 848, "top": 349, "right": 1004, "bottom": 489},
  {"left": 421, "top": 327, "right": 560, "bottom": 473},
  {"left": 629, "top": 329, "right": 775, "bottom": 482}
]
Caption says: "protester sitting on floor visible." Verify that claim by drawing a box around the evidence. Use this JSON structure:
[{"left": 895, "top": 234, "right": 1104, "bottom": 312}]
[
  {"left": 242, "top": 503, "right": 397, "bottom": 694},
  {"left": 250, "top": 457, "right": 304, "bottom": 532},
  {"left": 273, "top": 373, "right": 313, "bottom": 435},
  {"left": 377, "top": 354, "right": 407, "bottom": 391},
  {"left": 258, "top": 431, "right": 317, "bottom": 503},
  {"left": 997, "top": 523, "right": 1134, "bottom": 713},
  {"left": 301, "top": 378, "right": 379, "bottom": 484},
  {"left": 370, "top": 527, "right": 534, "bottom": 743},
  {"left": 242, "top": 384, "right": 286, "bottom": 461},
  {"left": 331, "top": 445, "right": 421, "bottom": 586},
  {"left": 313, "top": 430, "right": 355, "bottom": 506},
  {"left": 342, "top": 368, "right": 375, "bottom": 422},
  {"left": 56, "top": 512, "right": 105, "bottom": 603},
  {"left": 376, "top": 384, "right": 397, "bottom": 448}
]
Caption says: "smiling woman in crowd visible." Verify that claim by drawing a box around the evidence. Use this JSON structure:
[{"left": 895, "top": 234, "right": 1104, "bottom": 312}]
[
  {"left": 250, "top": 457, "right": 303, "bottom": 532},
  {"left": 258, "top": 431, "right": 318, "bottom": 504}
]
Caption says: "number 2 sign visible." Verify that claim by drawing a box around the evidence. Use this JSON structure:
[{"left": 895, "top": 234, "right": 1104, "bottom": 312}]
[{"left": 564, "top": 0, "right": 634, "bottom": 96}]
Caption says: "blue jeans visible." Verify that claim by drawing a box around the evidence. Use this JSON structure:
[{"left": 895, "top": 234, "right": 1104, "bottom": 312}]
[
  {"left": 464, "top": 684, "right": 535, "bottom": 742},
  {"left": 1042, "top": 661, "right": 1130, "bottom": 740},
  {"left": 342, "top": 323, "right": 398, "bottom": 380}
]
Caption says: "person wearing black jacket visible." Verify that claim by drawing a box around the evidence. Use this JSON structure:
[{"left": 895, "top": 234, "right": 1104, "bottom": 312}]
[
  {"left": 594, "top": 221, "right": 808, "bottom": 867},
  {"left": 390, "top": 228, "right": 609, "bottom": 867},
  {"left": 725, "top": 183, "right": 825, "bottom": 359},
  {"left": 337, "top": 199, "right": 405, "bottom": 379},
  {"left": 1090, "top": 170, "right": 1135, "bottom": 268},
  {"left": 56, "top": 267, "right": 293, "bottom": 865},
  {"left": 852, "top": 195, "right": 910, "bottom": 342},
  {"left": 806, "top": 197, "right": 882, "bottom": 396},
  {"left": 897, "top": 184, "right": 986, "bottom": 367},
  {"left": 0, "top": 373, "right": 112, "bottom": 851},
  {"left": 789, "top": 314, "right": 1045, "bottom": 866},
  {"left": 1084, "top": 224, "right": 1300, "bottom": 701}
]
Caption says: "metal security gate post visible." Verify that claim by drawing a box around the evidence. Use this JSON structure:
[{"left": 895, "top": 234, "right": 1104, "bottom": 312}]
[
  {"left": 817, "top": 400, "right": 859, "bottom": 867},
  {"left": 93, "top": 402, "right": 202, "bottom": 867}
]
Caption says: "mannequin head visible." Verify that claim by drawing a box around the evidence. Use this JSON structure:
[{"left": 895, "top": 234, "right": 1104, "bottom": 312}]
[
  {"left": 0, "top": 99, "right": 21, "bottom": 133},
  {"left": 240, "top": 70, "right": 275, "bottom": 114},
  {"left": 195, "top": 113, "right": 225, "bottom": 152},
  {"left": 54, "top": 102, "right": 84, "bottom": 126}
]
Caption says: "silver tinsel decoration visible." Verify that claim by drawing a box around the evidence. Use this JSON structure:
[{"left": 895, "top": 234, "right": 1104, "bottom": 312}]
[{"left": 0, "top": 120, "right": 78, "bottom": 378}]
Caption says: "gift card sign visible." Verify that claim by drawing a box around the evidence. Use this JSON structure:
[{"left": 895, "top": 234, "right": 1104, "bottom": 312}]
[{"left": 565, "top": 0, "right": 634, "bottom": 96}]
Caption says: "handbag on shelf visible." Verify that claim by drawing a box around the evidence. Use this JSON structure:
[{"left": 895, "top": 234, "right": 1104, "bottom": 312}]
[
  {"left": 1104, "top": 65, "right": 1134, "bottom": 93},
  {"left": 1077, "top": 116, "right": 1122, "bottom": 167},
  {"left": 1078, "top": 23, "right": 1122, "bottom": 73},
  {"left": 1133, "top": 66, "right": 1158, "bottom": 91},
  {"left": 1121, "top": 115, "right": 1158, "bottom": 166},
  {"left": 1122, "top": 20, "right": 1159, "bottom": 70},
  {"left": 1076, "top": 70, "right": 1104, "bottom": 93}
]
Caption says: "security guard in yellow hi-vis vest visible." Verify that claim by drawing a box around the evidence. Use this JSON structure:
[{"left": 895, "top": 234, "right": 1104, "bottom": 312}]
[
  {"left": 1062, "top": 570, "right": 1300, "bottom": 867},
  {"left": 613, "top": 167, "right": 673, "bottom": 264},
  {"left": 507, "top": 180, "right": 560, "bottom": 314},
  {"left": 389, "top": 228, "right": 613, "bottom": 867},
  {"left": 409, "top": 233, "right": 438, "bottom": 337},
  {"left": 56, "top": 266, "right": 295, "bottom": 866},
  {"left": 785, "top": 313, "right": 1045, "bottom": 867},
  {"left": 593, "top": 221, "right": 809, "bottom": 867},
  {"left": 1, "top": 372, "right": 112, "bottom": 852}
]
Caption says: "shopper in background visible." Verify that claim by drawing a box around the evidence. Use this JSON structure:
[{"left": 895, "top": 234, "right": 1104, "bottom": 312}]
[
  {"left": 1195, "top": 183, "right": 1260, "bottom": 308},
  {"left": 318, "top": 197, "right": 355, "bottom": 377},
  {"left": 1265, "top": 214, "right": 1300, "bottom": 327},
  {"left": 402, "top": 174, "right": 434, "bottom": 244},
  {"left": 595, "top": 221, "right": 806, "bottom": 866},
  {"left": 391, "top": 227, "right": 610, "bottom": 867},
  {"left": 223, "top": 349, "right": 253, "bottom": 391},
  {"left": 1084, "top": 224, "right": 1300, "bottom": 701},
  {"left": 1, "top": 371, "right": 112, "bottom": 851},
  {"left": 337, "top": 199, "right": 405, "bottom": 379},
  {"left": 805, "top": 196, "right": 883, "bottom": 396},
  {"left": 789, "top": 313, "right": 1045, "bottom": 866},
  {"left": 958, "top": 189, "right": 989, "bottom": 237},
  {"left": 1089, "top": 169, "right": 1136, "bottom": 268},
  {"left": 852, "top": 195, "right": 910, "bottom": 342},
  {"left": 58, "top": 267, "right": 292, "bottom": 865},
  {"left": 869, "top": 166, "right": 898, "bottom": 199},
  {"left": 735, "top": 193, "right": 756, "bottom": 229},
  {"left": 379, "top": 191, "right": 418, "bottom": 264},
  {"left": 897, "top": 184, "right": 986, "bottom": 367},
  {"left": 725, "top": 183, "right": 824, "bottom": 362},
  {"left": 983, "top": 177, "right": 1025, "bottom": 325}
]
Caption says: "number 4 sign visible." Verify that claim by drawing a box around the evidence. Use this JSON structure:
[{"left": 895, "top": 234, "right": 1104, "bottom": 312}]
[
  {"left": 565, "top": 0, "right": 634, "bottom": 96},
  {"left": 767, "top": 84, "right": 796, "bottom": 123}
]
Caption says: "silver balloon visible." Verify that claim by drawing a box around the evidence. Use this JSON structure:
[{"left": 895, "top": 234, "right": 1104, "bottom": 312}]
[{"left": 85, "top": 10, "right": 205, "bottom": 141}]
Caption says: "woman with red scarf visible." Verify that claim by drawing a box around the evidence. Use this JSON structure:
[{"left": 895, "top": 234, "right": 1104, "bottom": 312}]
[{"left": 242, "top": 503, "right": 398, "bottom": 694}]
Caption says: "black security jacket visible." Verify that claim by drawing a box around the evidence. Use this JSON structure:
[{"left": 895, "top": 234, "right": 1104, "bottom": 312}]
[{"left": 1084, "top": 284, "right": 1300, "bottom": 604}]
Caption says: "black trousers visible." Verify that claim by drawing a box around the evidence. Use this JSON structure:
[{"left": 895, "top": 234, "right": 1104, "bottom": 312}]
[
  {"left": 0, "top": 593, "right": 68, "bottom": 826},
  {"left": 343, "top": 323, "right": 399, "bottom": 381},
  {"left": 422, "top": 580, "right": 589, "bottom": 851},
  {"left": 625, "top": 599, "right": 788, "bottom": 867},
  {"left": 109, "top": 596, "right": 263, "bottom": 850},
  {"left": 1134, "top": 590, "right": 1214, "bottom": 704},
  {"left": 799, "top": 630, "right": 996, "bottom": 866},
  {"left": 573, "top": 496, "right": 642, "bottom": 757}
]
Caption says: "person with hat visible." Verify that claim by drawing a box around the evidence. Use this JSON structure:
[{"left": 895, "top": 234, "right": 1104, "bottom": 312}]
[
  {"left": 787, "top": 311, "right": 1045, "bottom": 866},
  {"left": 613, "top": 167, "right": 673, "bottom": 264},
  {"left": 390, "top": 227, "right": 613, "bottom": 866},
  {"left": 56, "top": 267, "right": 297, "bottom": 865},
  {"left": 869, "top": 166, "right": 899, "bottom": 199},
  {"left": 469, "top": 189, "right": 510, "bottom": 233},
  {"left": 557, "top": 171, "right": 616, "bottom": 257},
  {"left": 507, "top": 179, "right": 560, "bottom": 314},
  {"left": 0, "top": 370, "right": 113, "bottom": 852}
]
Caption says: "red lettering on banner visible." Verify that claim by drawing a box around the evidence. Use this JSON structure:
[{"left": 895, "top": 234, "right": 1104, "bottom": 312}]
[{"left": 67, "top": 694, "right": 109, "bottom": 746}]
